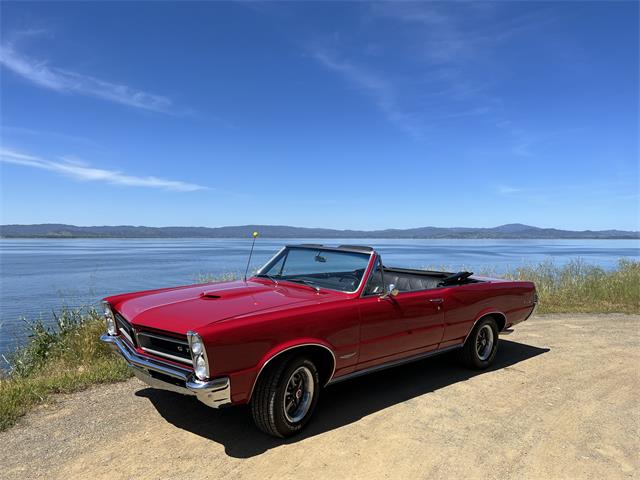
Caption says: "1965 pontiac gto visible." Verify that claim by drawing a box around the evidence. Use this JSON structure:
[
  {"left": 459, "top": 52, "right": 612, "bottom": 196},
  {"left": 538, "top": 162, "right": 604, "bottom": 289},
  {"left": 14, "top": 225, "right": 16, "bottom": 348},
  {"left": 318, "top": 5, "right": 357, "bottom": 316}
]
[{"left": 101, "top": 244, "right": 537, "bottom": 437}]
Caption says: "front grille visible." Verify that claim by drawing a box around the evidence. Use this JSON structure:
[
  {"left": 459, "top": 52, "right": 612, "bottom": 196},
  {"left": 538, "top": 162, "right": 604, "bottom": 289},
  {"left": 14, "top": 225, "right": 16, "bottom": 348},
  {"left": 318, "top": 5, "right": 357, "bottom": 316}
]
[
  {"left": 137, "top": 331, "right": 192, "bottom": 365},
  {"left": 113, "top": 310, "right": 192, "bottom": 366},
  {"left": 115, "top": 313, "right": 137, "bottom": 347}
]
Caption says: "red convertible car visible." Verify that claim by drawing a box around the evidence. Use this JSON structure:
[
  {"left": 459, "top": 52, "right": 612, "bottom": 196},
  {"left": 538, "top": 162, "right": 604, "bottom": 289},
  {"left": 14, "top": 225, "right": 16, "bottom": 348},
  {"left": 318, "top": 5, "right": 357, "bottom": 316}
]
[{"left": 101, "top": 244, "right": 537, "bottom": 437}]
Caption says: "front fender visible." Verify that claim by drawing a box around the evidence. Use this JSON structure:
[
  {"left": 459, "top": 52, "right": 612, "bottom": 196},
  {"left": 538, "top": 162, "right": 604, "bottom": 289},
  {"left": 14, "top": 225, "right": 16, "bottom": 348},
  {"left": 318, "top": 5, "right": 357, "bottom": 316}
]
[{"left": 226, "top": 338, "right": 336, "bottom": 404}]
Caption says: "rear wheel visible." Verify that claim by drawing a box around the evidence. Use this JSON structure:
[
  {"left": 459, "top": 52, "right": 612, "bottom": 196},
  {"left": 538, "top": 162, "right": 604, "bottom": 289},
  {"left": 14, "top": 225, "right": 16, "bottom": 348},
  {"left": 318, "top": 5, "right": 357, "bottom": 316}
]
[
  {"left": 250, "top": 356, "right": 320, "bottom": 438},
  {"left": 459, "top": 317, "right": 499, "bottom": 369}
]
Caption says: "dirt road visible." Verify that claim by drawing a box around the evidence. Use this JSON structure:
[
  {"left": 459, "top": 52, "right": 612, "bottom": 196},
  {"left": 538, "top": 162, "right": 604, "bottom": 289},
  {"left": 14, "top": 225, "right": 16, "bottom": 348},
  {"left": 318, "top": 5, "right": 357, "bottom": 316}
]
[{"left": 2, "top": 314, "right": 638, "bottom": 479}]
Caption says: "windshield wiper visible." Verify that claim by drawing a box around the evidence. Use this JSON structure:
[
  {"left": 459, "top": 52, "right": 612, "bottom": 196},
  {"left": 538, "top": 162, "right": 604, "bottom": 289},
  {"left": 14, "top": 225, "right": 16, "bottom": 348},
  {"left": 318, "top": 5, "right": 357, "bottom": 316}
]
[
  {"left": 285, "top": 278, "right": 321, "bottom": 292},
  {"left": 255, "top": 273, "right": 279, "bottom": 286}
]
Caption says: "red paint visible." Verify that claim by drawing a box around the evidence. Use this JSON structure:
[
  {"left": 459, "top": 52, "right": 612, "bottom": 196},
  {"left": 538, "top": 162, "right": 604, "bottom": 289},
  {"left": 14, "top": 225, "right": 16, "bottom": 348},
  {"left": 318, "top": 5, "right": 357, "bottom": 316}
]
[{"left": 104, "top": 250, "right": 536, "bottom": 404}]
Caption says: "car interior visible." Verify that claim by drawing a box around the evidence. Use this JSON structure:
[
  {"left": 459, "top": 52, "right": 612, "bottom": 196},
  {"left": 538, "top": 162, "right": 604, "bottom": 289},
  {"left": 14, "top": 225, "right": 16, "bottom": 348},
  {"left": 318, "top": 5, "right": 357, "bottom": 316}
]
[
  {"left": 363, "top": 267, "right": 479, "bottom": 295},
  {"left": 259, "top": 245, "right": 481, "bottom": 295},
  {"left": 275, "top": 267, "right": 479, "bottom": 294}
]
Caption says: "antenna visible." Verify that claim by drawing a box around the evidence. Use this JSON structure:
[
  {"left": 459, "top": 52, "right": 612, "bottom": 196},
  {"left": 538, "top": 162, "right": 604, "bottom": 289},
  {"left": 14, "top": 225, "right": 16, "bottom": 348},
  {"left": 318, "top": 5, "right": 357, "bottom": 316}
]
[{"left": 243, "top": 231, "right": 259, "bottom": 282}]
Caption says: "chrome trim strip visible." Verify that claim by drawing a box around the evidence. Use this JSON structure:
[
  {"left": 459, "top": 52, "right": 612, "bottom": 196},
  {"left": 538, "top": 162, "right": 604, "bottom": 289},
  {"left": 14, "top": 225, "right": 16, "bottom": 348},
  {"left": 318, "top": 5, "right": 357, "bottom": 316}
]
[
  {"left": 140, "top": 347, "right": 193, "bottom": 365},
  {"left": 359, "top": 253, "right": 382, "bottom": 298},
  {"left": 461, "top": 311, "right": 507, "bottom": 345},
  {"left": 255, "top": 247, "right": 286, "bottom": 276},
  {"left": 119, "top": 327, "right": 134, "bottom": 345},
  {"left": 137, "top": 331, "right": 188, "bottom": 345},
  {"left": 339, "top": 352, "right": 357, "bottom": 359},
  {"left": 327, "top": 344, "right": 463, "bottom": 385},
  {"left": 248, "top": 343, "right": 337, "bottom": 401}
]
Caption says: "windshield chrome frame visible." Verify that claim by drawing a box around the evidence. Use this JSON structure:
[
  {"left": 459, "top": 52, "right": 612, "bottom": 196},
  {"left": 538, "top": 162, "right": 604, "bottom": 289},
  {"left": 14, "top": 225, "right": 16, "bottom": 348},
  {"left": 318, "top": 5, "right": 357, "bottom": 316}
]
[
  {"left": 359, "top": 253, "right": 388, "bottom": 298},
  {"left": 254, "top": 245, "right": 375, "bottom": 295}
]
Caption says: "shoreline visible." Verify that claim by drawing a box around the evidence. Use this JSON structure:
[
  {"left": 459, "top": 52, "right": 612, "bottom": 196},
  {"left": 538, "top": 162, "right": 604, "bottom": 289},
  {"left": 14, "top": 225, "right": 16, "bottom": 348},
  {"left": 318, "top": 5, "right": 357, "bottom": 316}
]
[{"left": 3, "top": 236, "right": 639, "bottom": 240}]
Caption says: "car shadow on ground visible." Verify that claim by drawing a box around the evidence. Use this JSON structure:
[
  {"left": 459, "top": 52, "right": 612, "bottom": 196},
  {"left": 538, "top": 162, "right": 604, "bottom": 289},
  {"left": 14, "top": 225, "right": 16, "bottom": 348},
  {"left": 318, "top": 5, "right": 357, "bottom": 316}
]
[{"left": 136, "top": 339, "right": 549, "bottom": 458}]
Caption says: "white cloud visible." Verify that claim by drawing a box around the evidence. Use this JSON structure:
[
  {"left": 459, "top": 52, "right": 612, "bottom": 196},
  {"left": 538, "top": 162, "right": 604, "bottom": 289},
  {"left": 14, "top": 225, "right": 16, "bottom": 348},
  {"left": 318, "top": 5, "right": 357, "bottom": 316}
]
[
  {"left": 496, "top": 185, "right": 522, "bottom": 195},
  {"left": 371, "top": 2, "right": 550, "bottom": 65},
  {"left": 307, "top": 2, "right": 530, "bottom": 139},
  {"left": 0, "top": 43, "right": 173, "bottom": 112},
  {"left": 310, "top": 49, "right": 424, "bottom": 139},
  {"left": 0, "top": 148, "right": 207, "bottom": 192},
  {"left": 369, "top": 2, "right": 475, "bottom": 64}
]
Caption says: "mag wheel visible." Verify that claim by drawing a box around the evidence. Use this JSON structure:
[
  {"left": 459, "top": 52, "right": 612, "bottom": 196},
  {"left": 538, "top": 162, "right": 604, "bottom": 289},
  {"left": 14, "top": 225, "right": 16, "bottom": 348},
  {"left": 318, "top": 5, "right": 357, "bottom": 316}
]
[
  {"left": 251, "top": 356, "right": 320, "bottom": 438},
  {"left": 283, "top": 366, "right": 315, "bottom": 423},
  {"left": 476, "top": 324, "right": 495, "bottom": 361},
  {"left": 459, "top": 317, "right": 499, "bottom": 369}
]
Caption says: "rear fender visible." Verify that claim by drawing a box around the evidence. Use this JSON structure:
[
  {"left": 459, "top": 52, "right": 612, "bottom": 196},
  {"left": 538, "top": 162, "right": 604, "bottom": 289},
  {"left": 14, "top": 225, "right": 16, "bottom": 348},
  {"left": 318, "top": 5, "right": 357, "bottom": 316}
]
[{"left": 463, "top": 309, "right": 507, "bottom": 345}]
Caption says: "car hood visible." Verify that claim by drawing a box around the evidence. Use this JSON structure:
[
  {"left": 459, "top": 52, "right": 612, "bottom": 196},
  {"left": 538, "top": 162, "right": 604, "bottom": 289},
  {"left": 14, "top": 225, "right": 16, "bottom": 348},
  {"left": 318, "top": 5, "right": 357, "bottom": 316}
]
[{"left": 105, "top": 280, "right": 331, "bottom": 335}]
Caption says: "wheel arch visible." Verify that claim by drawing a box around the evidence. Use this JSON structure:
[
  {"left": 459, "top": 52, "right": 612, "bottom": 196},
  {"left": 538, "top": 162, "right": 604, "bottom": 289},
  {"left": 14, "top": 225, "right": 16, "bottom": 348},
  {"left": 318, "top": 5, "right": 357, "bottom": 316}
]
[
  {"left": 248, "top": 342, "right": 336, "bottom": 402},
  {"left": 463, "top": 310, "right": 507, "bottom": 345}
]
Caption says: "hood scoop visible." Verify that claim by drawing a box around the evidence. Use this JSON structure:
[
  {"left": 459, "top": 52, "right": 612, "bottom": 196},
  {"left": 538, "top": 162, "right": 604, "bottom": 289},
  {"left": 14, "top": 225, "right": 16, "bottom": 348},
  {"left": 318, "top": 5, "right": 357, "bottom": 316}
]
[{"left": 200, "top": 284, "right": 269, "bottom": 300}]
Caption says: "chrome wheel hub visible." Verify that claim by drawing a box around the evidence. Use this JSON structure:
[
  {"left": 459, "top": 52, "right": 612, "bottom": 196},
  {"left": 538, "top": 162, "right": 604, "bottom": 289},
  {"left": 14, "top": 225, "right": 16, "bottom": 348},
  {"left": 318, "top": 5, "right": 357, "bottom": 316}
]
[{"left": 284, "top": 366, "right": 314, "bottom": 423}]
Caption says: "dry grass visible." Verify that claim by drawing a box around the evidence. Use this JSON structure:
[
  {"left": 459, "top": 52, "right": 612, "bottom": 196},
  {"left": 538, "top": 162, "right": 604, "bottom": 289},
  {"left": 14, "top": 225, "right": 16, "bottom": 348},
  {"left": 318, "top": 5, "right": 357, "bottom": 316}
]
[{"left": 497, "top": 258, "right": 639, "bottom": 314}]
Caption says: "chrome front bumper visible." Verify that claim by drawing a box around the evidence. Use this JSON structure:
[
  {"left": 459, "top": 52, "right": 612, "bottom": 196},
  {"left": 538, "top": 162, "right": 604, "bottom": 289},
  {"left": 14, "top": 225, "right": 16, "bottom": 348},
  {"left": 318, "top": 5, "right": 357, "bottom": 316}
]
[{"left": 100, "top": 334, "right": 231, "bottom": 408}]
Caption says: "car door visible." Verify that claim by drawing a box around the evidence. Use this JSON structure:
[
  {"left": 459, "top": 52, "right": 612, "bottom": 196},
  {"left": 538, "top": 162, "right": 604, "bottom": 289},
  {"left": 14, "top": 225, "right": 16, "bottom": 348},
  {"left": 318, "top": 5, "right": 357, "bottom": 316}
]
[{"left": 355, "top": 259, "right": 445, "bottom": 370}]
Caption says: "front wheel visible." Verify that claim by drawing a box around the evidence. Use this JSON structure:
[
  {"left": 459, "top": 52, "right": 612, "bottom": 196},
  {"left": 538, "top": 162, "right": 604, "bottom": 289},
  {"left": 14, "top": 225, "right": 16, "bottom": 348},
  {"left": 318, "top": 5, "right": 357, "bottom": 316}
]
[
  {"left": 250, "top": 356, "right": 320, "bottom": 438},
  {"left": 459, "top": 317, "right": 499, "bottom": 369}
]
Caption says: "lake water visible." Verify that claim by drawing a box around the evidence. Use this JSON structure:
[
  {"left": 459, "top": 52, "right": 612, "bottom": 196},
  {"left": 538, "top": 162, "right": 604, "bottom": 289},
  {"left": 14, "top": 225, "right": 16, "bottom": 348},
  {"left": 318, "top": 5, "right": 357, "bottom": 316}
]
[{"left": 1, "top": 238, "right": 638, "bottom": 358}]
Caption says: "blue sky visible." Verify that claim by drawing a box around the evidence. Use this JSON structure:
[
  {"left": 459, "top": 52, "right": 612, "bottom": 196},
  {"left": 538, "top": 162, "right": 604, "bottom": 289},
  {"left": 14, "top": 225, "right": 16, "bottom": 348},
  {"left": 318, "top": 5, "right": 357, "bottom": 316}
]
[{"left": 1, "top": 1, "right": 638, "bottom": 231}]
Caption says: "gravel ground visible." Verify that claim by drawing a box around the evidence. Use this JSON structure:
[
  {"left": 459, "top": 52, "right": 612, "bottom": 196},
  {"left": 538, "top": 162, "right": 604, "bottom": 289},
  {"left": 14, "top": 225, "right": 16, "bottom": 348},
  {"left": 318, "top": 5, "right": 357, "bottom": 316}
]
[{"left": 1, "top": 313, "right": 638, "bottom": 480}]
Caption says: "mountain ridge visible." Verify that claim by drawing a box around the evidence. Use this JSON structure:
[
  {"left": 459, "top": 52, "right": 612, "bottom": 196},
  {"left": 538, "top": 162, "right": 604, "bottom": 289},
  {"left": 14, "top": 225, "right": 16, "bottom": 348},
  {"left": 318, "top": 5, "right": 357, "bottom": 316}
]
[{"left": 1, "top": 223, "right": 638, "bottom": 239}]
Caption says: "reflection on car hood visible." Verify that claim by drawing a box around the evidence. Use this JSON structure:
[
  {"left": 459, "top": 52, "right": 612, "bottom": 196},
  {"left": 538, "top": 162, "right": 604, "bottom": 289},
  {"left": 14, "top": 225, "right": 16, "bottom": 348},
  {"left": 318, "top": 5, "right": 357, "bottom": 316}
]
[{"left": 105, "top": 279, "right": 338, "bottom": 335}]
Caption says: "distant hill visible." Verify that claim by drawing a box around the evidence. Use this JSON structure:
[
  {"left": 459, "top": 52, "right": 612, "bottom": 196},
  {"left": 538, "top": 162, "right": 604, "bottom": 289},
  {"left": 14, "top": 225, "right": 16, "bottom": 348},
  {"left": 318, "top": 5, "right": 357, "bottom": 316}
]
[{"left": 1, "top": 223, "right": 638, "bottom": 239}]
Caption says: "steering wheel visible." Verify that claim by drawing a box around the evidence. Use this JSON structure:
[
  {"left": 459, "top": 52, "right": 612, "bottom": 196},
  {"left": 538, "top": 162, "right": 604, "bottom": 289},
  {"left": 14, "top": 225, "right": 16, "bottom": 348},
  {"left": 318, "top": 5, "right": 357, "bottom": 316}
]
[
  {"left": 337, "top": 271, "right": 361, "bottom": 289},
  {"left": 339, "top": 273, "right": 360, "bottom": 283}
]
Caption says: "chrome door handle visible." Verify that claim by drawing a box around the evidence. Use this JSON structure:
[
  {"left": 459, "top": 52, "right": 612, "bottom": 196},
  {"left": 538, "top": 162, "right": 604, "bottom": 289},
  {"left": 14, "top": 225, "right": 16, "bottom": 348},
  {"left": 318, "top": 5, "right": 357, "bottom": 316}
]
[{"left": 428, "top": 298, "right": 444, "bottom": 303}]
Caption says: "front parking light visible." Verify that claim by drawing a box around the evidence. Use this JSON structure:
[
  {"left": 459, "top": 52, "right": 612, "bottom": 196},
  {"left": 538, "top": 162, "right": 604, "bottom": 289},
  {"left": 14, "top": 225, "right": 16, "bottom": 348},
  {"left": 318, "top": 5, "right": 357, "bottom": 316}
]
[{"left": 188, "top": 331, "right": 210, "bottom": 381}]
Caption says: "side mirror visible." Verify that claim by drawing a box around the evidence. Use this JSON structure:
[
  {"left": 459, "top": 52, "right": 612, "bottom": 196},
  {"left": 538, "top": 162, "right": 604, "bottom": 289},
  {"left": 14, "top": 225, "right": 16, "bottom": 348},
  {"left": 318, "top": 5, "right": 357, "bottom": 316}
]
[{"left": 380, "top": 283, "right": 399, "bottom": 299}]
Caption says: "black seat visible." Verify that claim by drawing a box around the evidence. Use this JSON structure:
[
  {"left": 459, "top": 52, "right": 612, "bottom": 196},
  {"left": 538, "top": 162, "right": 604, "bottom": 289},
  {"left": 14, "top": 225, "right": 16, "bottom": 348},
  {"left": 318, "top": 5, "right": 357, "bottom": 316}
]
[
  {"left": 392, "top": 274, "right": 440, "bottom": 291},
  {"left": 364, "top": 271, "right": 442, "bottom": 294}
]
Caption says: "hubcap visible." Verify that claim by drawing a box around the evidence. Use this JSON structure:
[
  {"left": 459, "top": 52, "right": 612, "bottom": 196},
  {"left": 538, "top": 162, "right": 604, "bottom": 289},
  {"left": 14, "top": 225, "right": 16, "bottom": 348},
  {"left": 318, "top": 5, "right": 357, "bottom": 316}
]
[
  {"left": 476, "top": 325, "right": 494, "bottom": 361},
  {"left": 283, "top": 366, "right": 314, "bottom": 423}
]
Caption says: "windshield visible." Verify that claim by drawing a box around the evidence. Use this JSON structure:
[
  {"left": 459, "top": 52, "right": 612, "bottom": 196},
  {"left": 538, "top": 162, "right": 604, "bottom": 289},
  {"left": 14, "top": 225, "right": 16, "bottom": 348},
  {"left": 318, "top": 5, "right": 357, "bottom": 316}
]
[{"left": 256, "top": 247, "right": 371, "bottom": 292}]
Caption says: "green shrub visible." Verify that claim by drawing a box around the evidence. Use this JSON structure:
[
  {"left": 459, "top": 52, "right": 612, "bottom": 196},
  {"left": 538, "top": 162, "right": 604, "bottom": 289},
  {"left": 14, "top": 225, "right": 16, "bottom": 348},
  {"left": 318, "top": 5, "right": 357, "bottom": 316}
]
[{"left": 0, "top": 307, "right": 131, "bottom": 431}]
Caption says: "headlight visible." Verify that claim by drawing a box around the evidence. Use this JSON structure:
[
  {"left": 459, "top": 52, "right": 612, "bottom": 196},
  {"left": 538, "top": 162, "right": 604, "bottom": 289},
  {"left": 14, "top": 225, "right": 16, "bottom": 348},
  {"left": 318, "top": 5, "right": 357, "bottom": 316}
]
[
  {"left": 188, "top": 331, "right": 209, "bottom": 381},
  {"left": 190, "top": 339, "right": 203, "bottom": 356},
  {"left": 103, "top": 302, "right": 117, "bottom": 336},
  {"left": 194, "top": 355, "right": 208, "bottom": 379}
]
